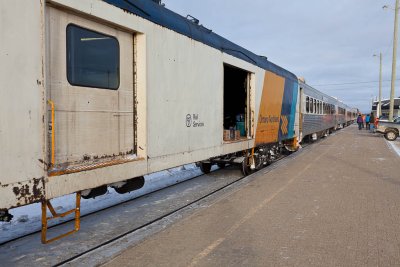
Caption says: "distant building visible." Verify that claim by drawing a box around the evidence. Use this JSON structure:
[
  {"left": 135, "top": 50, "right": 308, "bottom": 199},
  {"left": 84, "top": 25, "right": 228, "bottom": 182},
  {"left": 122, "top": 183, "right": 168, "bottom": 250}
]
[{"left": 371, "top": 98, "right": 400, "bottom": 118}]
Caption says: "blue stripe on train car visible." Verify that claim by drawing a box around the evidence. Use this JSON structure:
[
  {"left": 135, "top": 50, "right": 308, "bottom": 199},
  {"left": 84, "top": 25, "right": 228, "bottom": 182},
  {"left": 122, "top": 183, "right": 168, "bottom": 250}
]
[
  {"left": 288, "top": 82, "right": 299, "bottom": 137},
  {"left": 278, "top": 79, "right": 298, "bottom": 140}
]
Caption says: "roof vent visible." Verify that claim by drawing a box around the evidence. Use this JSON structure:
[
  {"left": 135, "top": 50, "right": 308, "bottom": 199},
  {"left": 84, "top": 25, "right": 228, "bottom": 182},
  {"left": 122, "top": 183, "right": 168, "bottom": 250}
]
[
  {"left": 298, "top": 77, "right": 306, "bottom": 83},
  {"left": 186, "top": 15, "right": 200, "bottom": 25},
  {"left": 151, "top": 0, "right": 163, "bottom": 5}
]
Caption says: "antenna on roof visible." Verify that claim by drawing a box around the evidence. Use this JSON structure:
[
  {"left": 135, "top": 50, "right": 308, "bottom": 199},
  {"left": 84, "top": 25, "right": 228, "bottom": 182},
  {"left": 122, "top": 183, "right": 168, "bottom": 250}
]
[{"left": 186, "top": 15, "right": 199, "bottom": 25}]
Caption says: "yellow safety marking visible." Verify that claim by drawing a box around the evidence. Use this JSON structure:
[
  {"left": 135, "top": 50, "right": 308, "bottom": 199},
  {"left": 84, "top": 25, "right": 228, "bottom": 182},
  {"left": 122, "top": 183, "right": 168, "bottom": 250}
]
[{"left": 47, "top": 100, "right": 55, "bottom": 166}]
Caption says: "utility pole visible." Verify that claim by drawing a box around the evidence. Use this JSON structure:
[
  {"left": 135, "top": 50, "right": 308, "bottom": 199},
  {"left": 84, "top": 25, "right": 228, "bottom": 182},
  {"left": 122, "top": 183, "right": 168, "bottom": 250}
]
[
  {"left": 379, "top": 52, "right": 383, "bottom": 117},
  {"left": 374, "top": 53, "right": 383, "bottom": 117},
  {"left": 389, "top": 0, "right": 399, "bottom": 122}
]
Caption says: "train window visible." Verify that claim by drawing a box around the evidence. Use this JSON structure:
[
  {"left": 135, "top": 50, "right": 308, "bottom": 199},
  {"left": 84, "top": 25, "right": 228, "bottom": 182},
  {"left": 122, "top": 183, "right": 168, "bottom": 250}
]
[
  {"left": 313, "top": 99, "right": 316, "bottom": 114},
  {"left": 310, "top": 98, "right": 313, "bottom": 113},
  {"left": 319, "top": 101, "right": 321, "bottom": 114},
  {"left": 306, "top": 97, "right": 310, "bottom": 113},
  {"left": 67, "top": 24, "right": 120, "bottom": 89},
  {"left": 318, "top": 101, "right": 321, "bottom": 114}
]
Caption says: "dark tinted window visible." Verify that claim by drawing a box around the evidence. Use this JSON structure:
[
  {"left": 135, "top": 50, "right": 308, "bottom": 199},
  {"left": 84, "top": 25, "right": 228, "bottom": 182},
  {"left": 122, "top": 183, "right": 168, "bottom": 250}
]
[{"left": 67, "top": 24, "right": 119, "bottom": 89}]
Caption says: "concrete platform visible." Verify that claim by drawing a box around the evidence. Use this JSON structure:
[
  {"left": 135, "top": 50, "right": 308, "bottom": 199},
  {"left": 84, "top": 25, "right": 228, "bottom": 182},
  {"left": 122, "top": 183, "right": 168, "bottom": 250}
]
[{"left": 103, "top": 125, "right": 400, "bottom": 267}]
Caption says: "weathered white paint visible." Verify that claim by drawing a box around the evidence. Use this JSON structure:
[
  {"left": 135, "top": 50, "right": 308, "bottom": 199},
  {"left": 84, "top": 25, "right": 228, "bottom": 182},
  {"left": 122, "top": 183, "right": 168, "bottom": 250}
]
[
  {"left": 47, "top": 7, "right": 134, "bottom": 165},
  {"left": 1, "top": 0, "right": 275, "bottom": 205},
  {"left": 43, "top": 0, "right": 264, "bottom": 199},
  {"left": 0, "top": 1, "right": 45, "bottom": 188}
]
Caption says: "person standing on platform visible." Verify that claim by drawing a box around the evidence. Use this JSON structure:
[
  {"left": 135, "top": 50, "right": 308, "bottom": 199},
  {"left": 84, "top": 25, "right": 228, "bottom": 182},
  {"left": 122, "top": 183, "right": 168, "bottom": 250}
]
[
  {"left": 362, "top": 114, "right": 366, "bottom": 128},
  {"left": 374, "top": 116, "right": 379, "bottom": 129},
  {"left": 369, "top": 112, "right": 375, "bottom": 132},
  {"left": 365, "top": 114, "right": 371, "bottom": 130},
  {"left": 357, "top": 114, "right": 363, "bottom": 130}
]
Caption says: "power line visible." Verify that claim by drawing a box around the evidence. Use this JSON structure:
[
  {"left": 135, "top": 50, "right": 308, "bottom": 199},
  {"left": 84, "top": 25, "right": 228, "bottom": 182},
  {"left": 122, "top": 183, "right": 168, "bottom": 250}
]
[
  {"left": 324, "top": 87, "right": 389, "bottom": 91},
  {"left": 311, "top": 79, "right": 400, "bottom": 87}
]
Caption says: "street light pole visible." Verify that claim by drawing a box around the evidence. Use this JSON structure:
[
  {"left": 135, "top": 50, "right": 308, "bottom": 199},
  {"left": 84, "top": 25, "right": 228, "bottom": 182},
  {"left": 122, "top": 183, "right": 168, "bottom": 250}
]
[
  {"left": 389, "top": 0, "right": 399, "bottom": 122},
  {"left": 379, "top": 52, "right": 383, "bottom": 117},
  {"left": 374, "top": 53, "right": 383, "bottom": 117}
]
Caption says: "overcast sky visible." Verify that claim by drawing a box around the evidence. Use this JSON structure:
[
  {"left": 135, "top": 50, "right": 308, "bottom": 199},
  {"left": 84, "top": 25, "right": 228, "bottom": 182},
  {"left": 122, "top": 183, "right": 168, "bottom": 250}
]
[{"left": 163, "top": 0, "right": 398, "bottom": 113}]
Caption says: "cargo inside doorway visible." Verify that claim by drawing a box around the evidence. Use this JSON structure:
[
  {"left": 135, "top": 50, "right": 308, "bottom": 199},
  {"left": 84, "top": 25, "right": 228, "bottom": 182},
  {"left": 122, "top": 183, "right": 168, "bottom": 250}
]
[{"left": 223, "top": 64, "right": 249, "bottom": 141}]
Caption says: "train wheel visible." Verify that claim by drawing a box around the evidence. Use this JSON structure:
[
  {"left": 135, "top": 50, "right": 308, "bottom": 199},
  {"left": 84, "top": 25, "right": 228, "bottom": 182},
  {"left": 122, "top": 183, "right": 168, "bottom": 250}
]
[
  {"left": 241, "top": 158, "right": 251, "bottom": 176},
  {"left": 217, "top": 163, "right": 226, "bottom": 169},
  {"left": 241, "top": 155, "right": 261, "bottom": 176},
  {"left": 200, "top": 162, "right": 212, "bottom": 173}
]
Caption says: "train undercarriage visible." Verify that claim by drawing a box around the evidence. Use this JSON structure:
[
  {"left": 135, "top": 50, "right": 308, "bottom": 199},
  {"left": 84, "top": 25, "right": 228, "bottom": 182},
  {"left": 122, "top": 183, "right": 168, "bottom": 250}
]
[{"left": 198, "top": 142, "right": 295, "bottom": 176}]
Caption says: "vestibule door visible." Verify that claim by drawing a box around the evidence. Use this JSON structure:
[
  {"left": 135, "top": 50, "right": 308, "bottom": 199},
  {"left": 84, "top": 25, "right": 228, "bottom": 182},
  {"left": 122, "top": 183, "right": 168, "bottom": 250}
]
[{"left": 47, "top": 7, "right": 134, "bottom": 171}]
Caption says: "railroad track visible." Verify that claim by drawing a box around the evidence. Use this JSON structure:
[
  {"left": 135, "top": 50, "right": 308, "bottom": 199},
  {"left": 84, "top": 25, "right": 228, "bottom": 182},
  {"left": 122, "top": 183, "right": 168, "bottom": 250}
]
[
  {"left": 0, "top": 171, "right": 207, "bottom": 246},
  {"left": 0, "top": 140, "right": 318, "bottom": 266},
  {"left": 57, "top": 150, "right": 309, "bottom": 266}
]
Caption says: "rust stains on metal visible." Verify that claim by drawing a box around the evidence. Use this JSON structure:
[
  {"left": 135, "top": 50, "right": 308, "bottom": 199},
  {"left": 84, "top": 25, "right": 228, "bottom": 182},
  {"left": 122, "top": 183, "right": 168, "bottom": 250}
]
[
  {"left": 48, "top": 156, "right": 144, "bottom": 177},
  {"left": 38, "top": 159, "right": 50, "bottom": 170},
  {"left": 81, "top": 149, "right": 135, "bottom": 162},
  {"left": 12, "top": 177, "right": 45, "bottom": 206}
]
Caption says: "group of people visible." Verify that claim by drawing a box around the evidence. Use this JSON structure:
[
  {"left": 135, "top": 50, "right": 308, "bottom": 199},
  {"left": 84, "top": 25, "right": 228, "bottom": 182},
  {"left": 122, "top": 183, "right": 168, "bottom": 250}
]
[{"left": 357, "top": 112, "right": 377, "bottom": 131}]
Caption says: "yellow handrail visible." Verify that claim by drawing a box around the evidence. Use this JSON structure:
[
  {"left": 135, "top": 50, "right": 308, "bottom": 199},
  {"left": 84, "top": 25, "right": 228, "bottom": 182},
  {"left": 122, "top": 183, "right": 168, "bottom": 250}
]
[{"left": 47, "top": 100, "right": 55, "bottom": 167}]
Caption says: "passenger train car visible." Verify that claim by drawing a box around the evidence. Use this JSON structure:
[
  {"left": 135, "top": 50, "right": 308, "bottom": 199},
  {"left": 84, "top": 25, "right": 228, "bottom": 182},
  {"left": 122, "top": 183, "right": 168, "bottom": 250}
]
[
  {"left": 0, "top": 0, "right": 356, "bottom": 242},
  {"left": 299, "top": 81, "right": 357, "bottom": 142}
]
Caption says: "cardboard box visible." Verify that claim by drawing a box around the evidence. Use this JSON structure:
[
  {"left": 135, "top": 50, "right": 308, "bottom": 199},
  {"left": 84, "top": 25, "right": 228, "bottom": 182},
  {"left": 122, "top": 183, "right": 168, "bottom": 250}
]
[
  {"left": 235, "top": 130, "right": 241, "bottom": 140},
  {"left": 223, "top": 130, "right": 231, "bottom": 141}
]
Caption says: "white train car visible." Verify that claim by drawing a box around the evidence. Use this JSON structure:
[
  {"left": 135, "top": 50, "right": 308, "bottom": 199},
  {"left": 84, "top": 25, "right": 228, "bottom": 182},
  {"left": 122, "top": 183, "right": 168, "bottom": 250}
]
[
  {"left": 299, "top": 81, "right": 357, "bottom": 142},
  {"left": 1, "top": 0, "right": 299, "bottom": 234}
]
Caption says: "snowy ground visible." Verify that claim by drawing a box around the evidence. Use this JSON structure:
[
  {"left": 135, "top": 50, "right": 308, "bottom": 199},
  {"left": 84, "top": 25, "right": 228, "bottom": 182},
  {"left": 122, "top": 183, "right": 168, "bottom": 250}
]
[
  {"left": 386, "top": 139, "right": 400, "bottom": 157},
  {"left": 0, "top": 164, "right": 207, "bottom": 244}
]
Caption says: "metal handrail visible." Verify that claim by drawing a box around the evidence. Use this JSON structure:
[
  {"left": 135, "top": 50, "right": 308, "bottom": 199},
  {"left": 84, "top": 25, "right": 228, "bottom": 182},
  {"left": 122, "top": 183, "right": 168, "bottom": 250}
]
[{"left": 47, "top": 100, "right": 55, "bottom": 167}]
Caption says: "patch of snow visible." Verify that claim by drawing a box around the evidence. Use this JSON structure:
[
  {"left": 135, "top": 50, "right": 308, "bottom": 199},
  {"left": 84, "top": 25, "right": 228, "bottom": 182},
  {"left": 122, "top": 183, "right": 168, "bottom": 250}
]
[
  {"left": 387, "top": 140, "right": 400, "bottom": 157},
  {"left": 0, "top": 163, "right": 203, "bottom": 244}
]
